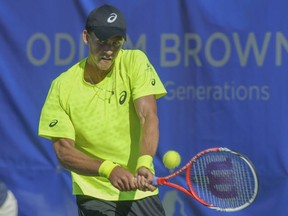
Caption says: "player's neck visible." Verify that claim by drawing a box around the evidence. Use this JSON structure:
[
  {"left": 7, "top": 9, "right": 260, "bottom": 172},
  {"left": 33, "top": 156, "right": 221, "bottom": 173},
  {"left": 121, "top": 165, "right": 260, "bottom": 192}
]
[{"left": 84, "top": 60, "right": 113, "bottom": 84}]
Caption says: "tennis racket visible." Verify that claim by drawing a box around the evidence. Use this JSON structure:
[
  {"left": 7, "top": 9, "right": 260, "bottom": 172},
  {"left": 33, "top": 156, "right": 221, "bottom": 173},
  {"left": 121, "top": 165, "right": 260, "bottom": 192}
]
[{"left": 153, "top": 147, "right": 258, "bottom": 212}]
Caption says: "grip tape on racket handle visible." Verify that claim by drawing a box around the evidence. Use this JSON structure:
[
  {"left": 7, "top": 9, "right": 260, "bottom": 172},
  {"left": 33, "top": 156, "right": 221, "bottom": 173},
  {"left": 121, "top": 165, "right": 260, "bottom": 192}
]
[{"left": 152, "top": 177, "right": 158, "bottom": 186}]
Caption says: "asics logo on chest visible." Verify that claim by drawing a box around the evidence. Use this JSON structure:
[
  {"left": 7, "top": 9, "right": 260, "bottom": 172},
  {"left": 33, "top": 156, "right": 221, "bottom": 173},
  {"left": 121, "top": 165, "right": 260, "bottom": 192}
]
[{"left": 119, "top": 91, "right": 127, "bottom": 105}]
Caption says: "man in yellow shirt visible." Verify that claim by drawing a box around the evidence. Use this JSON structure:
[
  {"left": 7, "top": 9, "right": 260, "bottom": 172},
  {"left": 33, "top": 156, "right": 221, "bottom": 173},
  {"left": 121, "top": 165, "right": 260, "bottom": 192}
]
[{"left": 39, "top": 4, "right": 167, "bottom": 216}]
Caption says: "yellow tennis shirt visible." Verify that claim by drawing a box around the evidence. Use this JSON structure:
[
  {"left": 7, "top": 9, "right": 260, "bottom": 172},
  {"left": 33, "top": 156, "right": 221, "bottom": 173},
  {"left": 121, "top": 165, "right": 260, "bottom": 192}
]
[{"left": 38, "top": 49, "right": 167, "bottom": 201}]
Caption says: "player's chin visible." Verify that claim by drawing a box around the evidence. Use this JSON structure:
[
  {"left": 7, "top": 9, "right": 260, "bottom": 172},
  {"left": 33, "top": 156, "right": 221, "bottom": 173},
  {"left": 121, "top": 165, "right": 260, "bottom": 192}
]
[{"left": 98, "top": 59, "right": 113, "bottom": 70}]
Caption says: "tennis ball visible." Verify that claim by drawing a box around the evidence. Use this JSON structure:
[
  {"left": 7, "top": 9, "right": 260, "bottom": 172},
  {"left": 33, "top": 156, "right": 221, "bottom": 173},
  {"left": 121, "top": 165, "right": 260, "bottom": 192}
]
[{"left": 163, "top": 150, "right": 181, "bottom": 169}]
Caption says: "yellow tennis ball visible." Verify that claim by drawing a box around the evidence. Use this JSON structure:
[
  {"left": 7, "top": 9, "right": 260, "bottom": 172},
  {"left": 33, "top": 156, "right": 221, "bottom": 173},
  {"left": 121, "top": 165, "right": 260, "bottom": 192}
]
[{"left": 163, "top": 150, "right": 181, "bottom": 169}]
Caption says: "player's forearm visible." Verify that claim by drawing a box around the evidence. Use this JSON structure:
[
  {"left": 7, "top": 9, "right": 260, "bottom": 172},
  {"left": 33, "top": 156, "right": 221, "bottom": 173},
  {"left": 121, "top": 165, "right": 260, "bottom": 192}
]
[
  {"left": 134, "top": 95, "right": 160, "bottom": 157},
  {"left": 139, "top": 113, "right": 159, "bottom": 157},
  {"left": 53, "top": 138, "right": 102, "bottom": 176},
  {"left": 59, "top": 150, "right": 102, "bottom": 176}
]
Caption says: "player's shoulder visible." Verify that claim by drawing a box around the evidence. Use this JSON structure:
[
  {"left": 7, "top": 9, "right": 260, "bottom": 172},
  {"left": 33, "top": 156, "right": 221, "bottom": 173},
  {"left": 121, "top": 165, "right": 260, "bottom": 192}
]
[
  {"left": 53, "top": 59, "right": 85, "bottom": 86},
  {"left": 119, "top": 49, "right": 148, "bottom": 61}
]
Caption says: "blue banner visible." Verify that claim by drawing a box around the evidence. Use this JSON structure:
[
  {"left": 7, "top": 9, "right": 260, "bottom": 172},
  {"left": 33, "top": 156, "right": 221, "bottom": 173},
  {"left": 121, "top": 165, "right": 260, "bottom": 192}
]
[{"left": 1, "top": 0, "right": 288, "bottom": 215}]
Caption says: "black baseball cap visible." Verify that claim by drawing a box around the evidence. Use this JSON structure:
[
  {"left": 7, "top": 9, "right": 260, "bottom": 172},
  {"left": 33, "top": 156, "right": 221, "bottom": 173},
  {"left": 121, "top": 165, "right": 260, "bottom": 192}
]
[{"left": 85, "top": 4, "right": 126, "bottom": 41}]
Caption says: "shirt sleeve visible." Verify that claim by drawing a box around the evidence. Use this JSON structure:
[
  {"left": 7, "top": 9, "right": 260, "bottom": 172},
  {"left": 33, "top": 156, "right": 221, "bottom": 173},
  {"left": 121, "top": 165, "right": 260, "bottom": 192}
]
[
  {"left": 130, "top": 50, "right": 167, "bottom": 100},
  {"left": 38, "top": 78, "right": 75, "bottom": 141}
]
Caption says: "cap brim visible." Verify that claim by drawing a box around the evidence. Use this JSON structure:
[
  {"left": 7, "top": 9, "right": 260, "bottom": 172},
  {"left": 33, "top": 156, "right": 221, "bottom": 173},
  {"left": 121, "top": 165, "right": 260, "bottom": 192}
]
[{"left": 91, "top": 27, "right": 126, "bottom": 41}]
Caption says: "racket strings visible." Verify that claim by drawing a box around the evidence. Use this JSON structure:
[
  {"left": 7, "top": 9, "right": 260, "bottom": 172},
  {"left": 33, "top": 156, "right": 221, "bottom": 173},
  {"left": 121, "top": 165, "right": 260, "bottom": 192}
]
[{"left": 190, "top": 151, "right": 257, "bottom": 211}]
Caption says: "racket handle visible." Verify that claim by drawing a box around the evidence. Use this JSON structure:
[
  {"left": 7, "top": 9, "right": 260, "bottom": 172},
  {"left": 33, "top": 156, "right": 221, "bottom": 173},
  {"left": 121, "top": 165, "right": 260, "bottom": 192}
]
[{"left": 152, "top": 176, "right": 158, "bottom": 186}]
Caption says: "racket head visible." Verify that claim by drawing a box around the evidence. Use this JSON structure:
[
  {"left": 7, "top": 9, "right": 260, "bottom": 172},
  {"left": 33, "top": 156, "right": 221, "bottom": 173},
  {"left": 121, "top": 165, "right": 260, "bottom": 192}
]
[{"left": 187, "top": 147, "right": 258, "bottom": 212}]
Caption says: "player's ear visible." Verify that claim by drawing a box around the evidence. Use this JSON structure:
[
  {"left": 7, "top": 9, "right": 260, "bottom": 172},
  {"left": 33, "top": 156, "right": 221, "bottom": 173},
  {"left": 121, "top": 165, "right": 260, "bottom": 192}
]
[{"left": 82, "top": 30, "right": 89, "bottom": 44}]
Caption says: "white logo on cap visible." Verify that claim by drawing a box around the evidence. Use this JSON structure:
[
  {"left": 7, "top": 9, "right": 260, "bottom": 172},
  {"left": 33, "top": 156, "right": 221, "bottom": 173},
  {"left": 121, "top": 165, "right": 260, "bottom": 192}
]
[{"left": 107, "top": 13, "right": 117, "bottom": 23}]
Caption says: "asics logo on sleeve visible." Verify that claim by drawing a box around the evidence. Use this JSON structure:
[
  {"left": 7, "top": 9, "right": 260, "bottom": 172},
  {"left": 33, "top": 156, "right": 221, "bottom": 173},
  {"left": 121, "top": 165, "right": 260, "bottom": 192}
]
[
  {"left": 49, "top": 119, "right": 58, "bottom": 127},
  {"left": 151, "top": 79, "right": 156, "bottom": 86},
  {"left": 107, "top": 13, "right": 117, "bottom": 23}
]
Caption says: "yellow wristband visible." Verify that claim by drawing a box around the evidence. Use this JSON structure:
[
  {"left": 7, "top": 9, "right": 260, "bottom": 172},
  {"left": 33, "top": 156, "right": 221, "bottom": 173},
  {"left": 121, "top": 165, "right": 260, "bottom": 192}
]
[
  {"left": 98, "top": 160, "right": 119, "bottom": 178},
  {"left": 136, "top": 155, "right": 154, "bottom": 172}
]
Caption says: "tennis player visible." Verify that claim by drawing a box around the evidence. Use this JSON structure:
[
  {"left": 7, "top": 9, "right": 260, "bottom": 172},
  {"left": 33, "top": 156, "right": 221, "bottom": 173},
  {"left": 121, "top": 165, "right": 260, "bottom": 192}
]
[{"left": 39, "top": 4, "right": 167, "bottom": 216}]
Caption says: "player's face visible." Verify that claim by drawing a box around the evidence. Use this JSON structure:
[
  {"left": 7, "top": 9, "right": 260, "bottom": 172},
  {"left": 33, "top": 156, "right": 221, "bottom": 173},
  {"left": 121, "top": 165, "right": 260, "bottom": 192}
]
[{"left": 86, "top": 32, "right": 124, "bottom": 71}]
